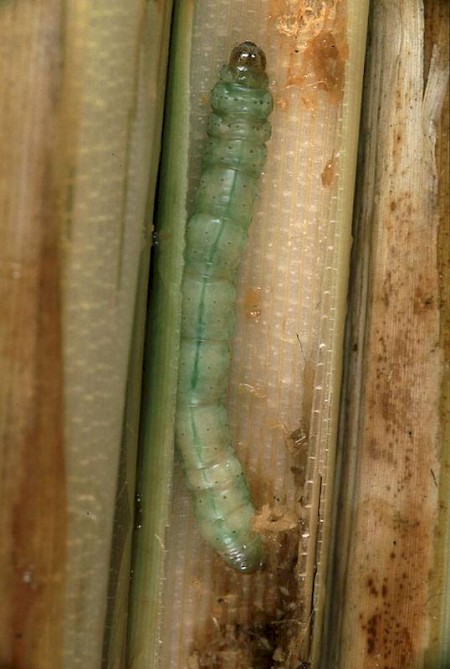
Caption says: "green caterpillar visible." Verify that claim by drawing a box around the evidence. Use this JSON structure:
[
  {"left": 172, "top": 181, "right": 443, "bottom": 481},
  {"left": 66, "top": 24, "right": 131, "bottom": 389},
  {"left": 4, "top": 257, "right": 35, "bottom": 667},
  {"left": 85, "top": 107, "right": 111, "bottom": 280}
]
[{"left": 176, "top": 42, "right": 273, "bottom": 573}]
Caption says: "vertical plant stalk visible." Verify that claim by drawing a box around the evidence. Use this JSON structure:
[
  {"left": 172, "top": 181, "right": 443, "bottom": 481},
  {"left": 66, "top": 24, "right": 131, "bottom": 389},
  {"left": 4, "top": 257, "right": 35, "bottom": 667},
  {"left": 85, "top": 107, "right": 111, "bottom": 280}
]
[
  {"left": 60, "top": 4, "right": 155, "bottom": 665},
  {"left": 148, "top": 1, "right": 371, "bottom": 667},
  {"left": 101, "top": 3, "right": 174, "bottom": 667},
  {"left": 0, "top": 3, "right": 66, "bottom": 667},
  {"left": 127, "top": 1, "right": 193, "bottom": 667},
  {"left": 327, "top": 1, "right": 449, "bottom": 667}
]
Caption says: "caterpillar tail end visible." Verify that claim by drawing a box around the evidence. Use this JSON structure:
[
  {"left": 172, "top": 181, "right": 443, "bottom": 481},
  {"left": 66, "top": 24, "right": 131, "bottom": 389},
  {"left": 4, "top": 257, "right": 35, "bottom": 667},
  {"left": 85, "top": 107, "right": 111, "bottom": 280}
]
[
  {"left": 229, "top": 537, "right": 264, "bottom": 574},
  {"left": 223, "top": 534, "right": 265, "bottom": 574},
  {"left": 194, "top": 496, "right": 266, "bottom": 573}
]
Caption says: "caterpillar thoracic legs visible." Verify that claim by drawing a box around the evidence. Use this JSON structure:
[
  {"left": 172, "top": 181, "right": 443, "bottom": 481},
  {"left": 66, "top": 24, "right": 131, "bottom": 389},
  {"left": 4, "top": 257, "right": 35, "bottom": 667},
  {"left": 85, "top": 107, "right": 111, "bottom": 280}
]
[{"left": 176, "top": 42, "right": 273, "bottom": 573}]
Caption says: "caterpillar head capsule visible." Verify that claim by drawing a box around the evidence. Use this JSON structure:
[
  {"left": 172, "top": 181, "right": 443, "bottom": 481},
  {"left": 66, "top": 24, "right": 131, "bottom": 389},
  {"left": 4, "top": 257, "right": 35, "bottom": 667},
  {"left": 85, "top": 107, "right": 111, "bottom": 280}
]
[
  {"left": 225, "top": 41, "right": 269, "bottom": 89},
  {"left": 230, "top": 41, "right": 267, "bottom": 73}
]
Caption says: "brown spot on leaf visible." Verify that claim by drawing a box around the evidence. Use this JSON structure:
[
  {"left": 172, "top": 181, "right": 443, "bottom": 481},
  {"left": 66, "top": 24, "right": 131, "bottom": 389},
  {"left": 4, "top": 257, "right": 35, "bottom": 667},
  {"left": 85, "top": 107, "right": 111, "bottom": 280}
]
[
  {"left": 321, "top": 153, "right": 338, "bottom": 187},
  {"left": 288, "top": 28, "right": 348, "bottom": 105},
  {"left": 243, "top": 287, "right": 263, "bottom": 320}
]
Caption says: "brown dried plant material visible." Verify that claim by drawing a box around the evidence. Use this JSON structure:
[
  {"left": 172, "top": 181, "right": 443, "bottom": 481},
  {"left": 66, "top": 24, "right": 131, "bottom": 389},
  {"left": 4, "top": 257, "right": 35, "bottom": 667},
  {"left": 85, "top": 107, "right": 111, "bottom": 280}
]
[
  {"left": 270, "top": 0, "right": 349, "bottom": 108},
  {"left": 0, "top": 4, "right": 66, "bottom": 666},
  {"left": 328, "top": 2, "right": 450, "bottom": 668}
]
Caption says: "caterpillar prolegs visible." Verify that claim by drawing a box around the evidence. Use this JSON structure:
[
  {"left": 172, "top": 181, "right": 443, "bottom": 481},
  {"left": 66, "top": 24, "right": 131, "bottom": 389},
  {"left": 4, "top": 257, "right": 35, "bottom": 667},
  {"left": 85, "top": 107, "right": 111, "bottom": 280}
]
[{"left": 176, "top": 42, "right": 273, "bottom": 573}]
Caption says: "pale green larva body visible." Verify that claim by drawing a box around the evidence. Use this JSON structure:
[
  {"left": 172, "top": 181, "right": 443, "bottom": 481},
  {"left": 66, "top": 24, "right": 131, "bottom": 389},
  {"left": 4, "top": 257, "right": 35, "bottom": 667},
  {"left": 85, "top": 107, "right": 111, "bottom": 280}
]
[{"left": 176, "top": 42, "right": 273, "bottom": 573}]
